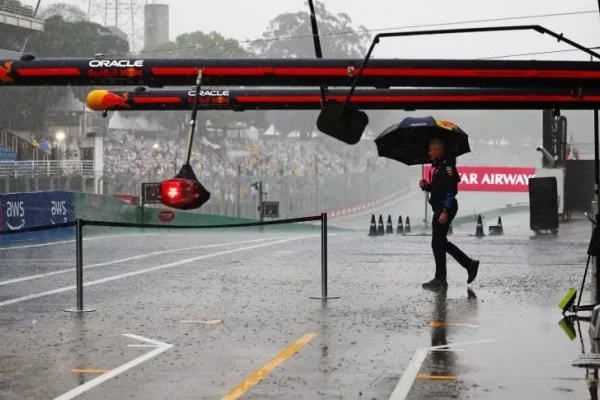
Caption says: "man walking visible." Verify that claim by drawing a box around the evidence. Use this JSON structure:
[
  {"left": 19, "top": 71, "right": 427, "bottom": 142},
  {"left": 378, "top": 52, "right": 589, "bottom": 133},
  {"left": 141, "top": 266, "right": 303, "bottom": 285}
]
[{"left": 419, "top": 138, "right": 479, "bottom": 290}]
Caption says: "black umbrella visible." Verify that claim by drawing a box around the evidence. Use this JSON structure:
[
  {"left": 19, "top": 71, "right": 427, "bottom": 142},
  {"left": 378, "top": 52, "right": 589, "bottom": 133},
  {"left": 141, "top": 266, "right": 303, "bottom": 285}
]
[{"left": 374, "top": 116, "right": 471, "bottom": 165}]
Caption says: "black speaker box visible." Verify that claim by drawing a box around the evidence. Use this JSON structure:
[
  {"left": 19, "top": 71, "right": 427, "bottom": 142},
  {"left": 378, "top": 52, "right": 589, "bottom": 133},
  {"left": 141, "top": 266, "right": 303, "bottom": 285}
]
[{"left": 529, "top": 176, "right": 559, "bottom": 231}]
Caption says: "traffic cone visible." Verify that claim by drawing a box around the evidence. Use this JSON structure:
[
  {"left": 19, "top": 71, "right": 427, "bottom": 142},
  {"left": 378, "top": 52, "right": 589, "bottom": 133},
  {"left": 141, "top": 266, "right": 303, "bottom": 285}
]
[
  {"left": 489, "top": 216, "right": 504, "bottom": 236},
  {"left": 386, "top": 215, "right": 394, "bottom": 234},
  {"left": 368, "top": 214, "right": 377, "bottom": 236},
  {"left": 377, "top": 215, "right": 385, "bottom": 236},
  {"left": 397, "top": 215, "right": 404, "bottom": 234},
  {"left": 475, "top": 214, "right": 485, "bottom": 238},
  {"left": 405, "top": 216, "right": 411, "bottom": 233}
]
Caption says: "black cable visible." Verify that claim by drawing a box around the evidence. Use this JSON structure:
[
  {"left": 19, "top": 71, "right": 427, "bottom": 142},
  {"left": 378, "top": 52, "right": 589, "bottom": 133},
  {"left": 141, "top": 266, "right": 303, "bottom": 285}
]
[
  {"left": 184, "top": 71, "right": 202, "bottom": 165},
  {"left": 106, "top": 9, "right": 598, "bottom": 57},
  {"left": 480, "top": 45, "right": 600, "bottom": 60}
]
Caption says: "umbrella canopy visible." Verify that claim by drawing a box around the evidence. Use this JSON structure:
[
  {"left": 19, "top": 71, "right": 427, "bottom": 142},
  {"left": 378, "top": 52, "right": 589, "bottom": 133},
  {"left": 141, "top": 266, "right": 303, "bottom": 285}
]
[{"left": 374, "top": 116, "right": 471, "bottom": 165}]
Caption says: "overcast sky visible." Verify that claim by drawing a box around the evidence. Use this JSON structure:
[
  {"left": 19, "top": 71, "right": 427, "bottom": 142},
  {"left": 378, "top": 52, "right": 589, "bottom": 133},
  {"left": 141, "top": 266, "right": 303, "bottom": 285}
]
[{"left": 47, "top": 0, "right": 600, "bottom": 60}]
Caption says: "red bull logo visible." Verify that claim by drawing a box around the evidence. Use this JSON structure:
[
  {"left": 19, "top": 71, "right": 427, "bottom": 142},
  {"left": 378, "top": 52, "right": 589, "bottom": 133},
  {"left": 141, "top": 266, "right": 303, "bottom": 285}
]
[
  {"left": 86, "top": 90, "right": 130, "bottom": 110},
  {"left": 435, "top": 119, "right": 457, "bottom": 130},
  {"left": 0, "top": 61, "right": 14, "bottom": 84},
  {"left": 212, "top": 96, "right": 228, "bottom": 104},
  {"left": 122, "top": 68, "right": 143, "bottom": 78},
  {"left": 88, "top": 66, "right": 143, "bottom": 79}
]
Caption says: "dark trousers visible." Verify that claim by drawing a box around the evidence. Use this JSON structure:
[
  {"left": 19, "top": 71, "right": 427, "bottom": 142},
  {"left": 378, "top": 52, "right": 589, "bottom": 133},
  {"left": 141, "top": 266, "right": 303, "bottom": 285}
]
[{"left": 431, "top": 208, "right": 471, "bottom": 280}]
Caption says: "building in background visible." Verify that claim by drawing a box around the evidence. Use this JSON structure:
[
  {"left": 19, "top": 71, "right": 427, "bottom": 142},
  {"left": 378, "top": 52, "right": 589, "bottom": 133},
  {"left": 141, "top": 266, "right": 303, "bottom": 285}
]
[
  {"left": 0, "top": 0, "right": 43, "bottom": 56},
  {"left": 144, "top": 3, "right": 168, "bottom": 51},
  {"left": 86, "top": 0, "right": 169, "bottom": 53}
]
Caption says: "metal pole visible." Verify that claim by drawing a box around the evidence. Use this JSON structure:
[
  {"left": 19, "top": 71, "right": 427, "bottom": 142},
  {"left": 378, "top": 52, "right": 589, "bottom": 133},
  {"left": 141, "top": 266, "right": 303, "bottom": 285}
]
[
  {"left": 258, "top": 180, "right": 264, "bottom": 224},
  {"left": 237, "top": 162, "right": 241, "bottom": 218},
  {"left": 594, "top": 109, "right": 600, "bottom": 282},
  {"left": 315, "top": 155, "right": 319, "bottom": 212},
  {"left": 321, "top": 212, "right": 328, "bottom": 298},
  {"left": 310, "top": 213, "right": 339, "bottom": 300},
  {"left": 65, "top": 219, "right": 95, "bottom": 313},
  {"left": 76, "top": 218, "right": 83, "bottom": 308},
  {"left": 258, "top": 181, "right": 264, "bottom": 232}
]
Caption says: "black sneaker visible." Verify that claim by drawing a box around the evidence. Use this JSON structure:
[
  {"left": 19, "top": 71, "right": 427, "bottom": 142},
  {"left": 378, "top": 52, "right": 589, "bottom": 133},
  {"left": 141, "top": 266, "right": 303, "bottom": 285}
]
[
  {"left": 467, "top": 260, "right": 480, "bottom": 284},
  {"left": 422, "top": 278, "right": 448, "bottom": 291}
]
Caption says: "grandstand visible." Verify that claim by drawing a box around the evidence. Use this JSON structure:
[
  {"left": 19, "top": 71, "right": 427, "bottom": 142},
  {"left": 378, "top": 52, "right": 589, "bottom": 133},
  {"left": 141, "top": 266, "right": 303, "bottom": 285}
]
[
  {"left": 0, "top": 0, "right": 43, "bottom": 55},
  {"left": 0, "top": 2, "right": 54, "bottom": 193}
]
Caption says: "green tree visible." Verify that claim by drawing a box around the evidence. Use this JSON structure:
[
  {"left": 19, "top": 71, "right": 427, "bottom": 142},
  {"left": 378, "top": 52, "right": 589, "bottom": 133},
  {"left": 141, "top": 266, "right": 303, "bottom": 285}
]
[
  {"left": 140, "top": 32, "right": 267, "bottom": 139},
  {"left": 37, "top": 3, "right": 87, "bottom": 22},
  {"left": 253, "top": 1, "right": 388, "bottom": 139},
  {"left": 0, "top": 12, "right": 129, "bottom": 131}
]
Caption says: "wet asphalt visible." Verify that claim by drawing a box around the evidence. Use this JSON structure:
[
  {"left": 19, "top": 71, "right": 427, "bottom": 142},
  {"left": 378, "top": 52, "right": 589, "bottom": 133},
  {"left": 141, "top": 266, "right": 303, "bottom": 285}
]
[{"left": 0, "top": 199, "right": 597, "bottom": 399}]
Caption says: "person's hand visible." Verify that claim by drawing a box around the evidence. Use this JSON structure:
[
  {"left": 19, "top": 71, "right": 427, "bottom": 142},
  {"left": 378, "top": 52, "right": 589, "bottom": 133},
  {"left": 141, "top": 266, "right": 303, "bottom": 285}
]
[
  {"left": 419, "top": 179, "right": 427, "bottom": 189},
  {"left": 439, "top": 211, "right": 448, "bottom": 224}
]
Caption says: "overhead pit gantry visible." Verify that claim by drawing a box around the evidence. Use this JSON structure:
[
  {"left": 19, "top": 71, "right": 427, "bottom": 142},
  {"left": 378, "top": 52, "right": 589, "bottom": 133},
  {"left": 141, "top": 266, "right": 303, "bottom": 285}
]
[
  {"left": 2, "top": 1, "right": 600, "bottom": 211},
  {"left": 85, "top": 87, "right": 600, "bottom": 112}
]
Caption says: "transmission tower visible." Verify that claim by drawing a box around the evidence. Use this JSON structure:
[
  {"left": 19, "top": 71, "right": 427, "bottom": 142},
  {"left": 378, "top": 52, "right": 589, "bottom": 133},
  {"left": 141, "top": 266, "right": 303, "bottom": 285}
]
[{"left": 86, "top": 0, "right": 154, "bottom": 53}]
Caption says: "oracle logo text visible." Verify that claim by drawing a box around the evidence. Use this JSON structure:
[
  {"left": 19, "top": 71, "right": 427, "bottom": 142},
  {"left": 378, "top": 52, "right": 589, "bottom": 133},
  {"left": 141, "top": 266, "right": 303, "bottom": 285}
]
[{"left": 88, "top": 60, "right": 144, "bottom": 68}]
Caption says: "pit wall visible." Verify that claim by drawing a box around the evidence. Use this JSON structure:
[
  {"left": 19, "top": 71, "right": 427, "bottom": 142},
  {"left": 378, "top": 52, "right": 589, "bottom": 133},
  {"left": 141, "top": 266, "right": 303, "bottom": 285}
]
[{"left": 0, "top": 191, "right": 76, "bottom": 245}]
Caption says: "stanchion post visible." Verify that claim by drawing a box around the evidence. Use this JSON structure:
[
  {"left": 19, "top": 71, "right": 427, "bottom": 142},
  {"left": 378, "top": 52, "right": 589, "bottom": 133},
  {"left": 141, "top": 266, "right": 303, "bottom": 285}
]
[
  {"left": 65, "top": 219, "right": 96, "bottom": 313},
  {"left": 321, "top": 211, "right": 328, "bottom": 298},
  {"left": 310, "top": 212, "right": 339, "bottom": 300}
]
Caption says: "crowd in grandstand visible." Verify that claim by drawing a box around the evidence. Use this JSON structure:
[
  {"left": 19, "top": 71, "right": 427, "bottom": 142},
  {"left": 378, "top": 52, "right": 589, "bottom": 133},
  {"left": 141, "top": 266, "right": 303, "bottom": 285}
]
[
  {"left": 97, "top": 129, "right": 544, "bottom": 214},
  {"left": 102, "top": 129, "right": 390, "bottom": 193},
  {"left": 1, "top": 126, "right": 550, "bottom": 213}
]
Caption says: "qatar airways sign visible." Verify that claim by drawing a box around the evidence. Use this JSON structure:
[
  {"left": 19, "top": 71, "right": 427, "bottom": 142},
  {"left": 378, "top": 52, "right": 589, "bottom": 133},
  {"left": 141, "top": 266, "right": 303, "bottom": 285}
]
[{"left": 423, "top": 166, "right": 537, "bottom": 192}]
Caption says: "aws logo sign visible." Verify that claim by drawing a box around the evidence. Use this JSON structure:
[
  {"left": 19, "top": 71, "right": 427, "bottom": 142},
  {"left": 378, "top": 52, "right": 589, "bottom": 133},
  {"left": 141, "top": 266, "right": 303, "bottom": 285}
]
[
  {"left": 2, "top": 200, "right": 25, "bottom": 230},
  {"left": 51, "top": 200, "right": 68, "bottom": 224}
]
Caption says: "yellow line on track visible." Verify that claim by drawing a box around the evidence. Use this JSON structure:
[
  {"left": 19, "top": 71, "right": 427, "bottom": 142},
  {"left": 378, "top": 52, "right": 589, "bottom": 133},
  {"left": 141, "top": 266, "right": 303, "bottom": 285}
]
[
  {"left": 416, "top": 374, "right": 458, "bottom": 380},
  {"left": 71, "top": 369, "right": 109, "bottom": 374},
  {"left": 222, "top": 332, "right": 317, "bottom": 400}
]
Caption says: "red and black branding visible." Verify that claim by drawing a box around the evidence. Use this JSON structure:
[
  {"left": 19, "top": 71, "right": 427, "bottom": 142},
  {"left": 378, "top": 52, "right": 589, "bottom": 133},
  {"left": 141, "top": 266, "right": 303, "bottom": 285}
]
[
  {"left": 3, "top": 57, "right": 600, "bottom": 89},
  {"left": 86, "top": 87, "right": 600, "bottom": 111}
]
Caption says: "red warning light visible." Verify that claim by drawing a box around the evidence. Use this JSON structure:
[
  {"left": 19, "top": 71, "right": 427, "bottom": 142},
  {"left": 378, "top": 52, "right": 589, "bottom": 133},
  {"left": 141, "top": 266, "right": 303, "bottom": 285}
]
[{"left": 159, "top": 178, "right": 210, "bottom": 210}]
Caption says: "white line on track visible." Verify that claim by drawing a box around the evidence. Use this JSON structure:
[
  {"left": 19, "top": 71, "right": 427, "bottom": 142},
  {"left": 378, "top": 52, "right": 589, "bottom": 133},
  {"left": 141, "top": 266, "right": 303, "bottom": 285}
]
[
  {"left": 53, "top": 333, "right": 173, "bottom": 400},
  {"left": 0, "top": 236, "right": 285, "bottom": 286},
  {"left": 0, "top": 235, "right": 317, "bottom": 308},
  {"left": 388, "top": 339, "right": 497, "bottom": 400},
  {"left": 0, "top": 232, "right": 163, "bottom": 251}
]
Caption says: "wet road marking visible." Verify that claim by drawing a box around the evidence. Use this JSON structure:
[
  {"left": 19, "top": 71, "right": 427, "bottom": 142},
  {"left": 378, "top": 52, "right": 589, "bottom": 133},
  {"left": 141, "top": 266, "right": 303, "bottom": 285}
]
[
  {"left": 222, "top": 332, "right": 317, "bottom": 400},
  {"left": 0, "top": 232, "right": 160, "bottom": 251},
  {"left": 0, "top": 235, "right": 318, "bottom": 308},
  {"left": 416, "top": 375, "right": 458, "bottom": 380},
  {"left": 70, "top": 369, "right": 108, "bottom": 374},
  {"left": 180, "top": 319, "right": 222, "bottom": 324},
  {"left": 429, "top": 321, "right": 479, "bottom": 328},
  {"left": 388, "top": 348, "right": 428, "bottom": 400},
  {"left": 388, "top": 339, "right": 497, "bottom": 400},
  {"left": 0, "top": 236, "right": 285, "bottom": 287},
  {"left": 54, "top": 333, "right": 172, "bottom": 400}
]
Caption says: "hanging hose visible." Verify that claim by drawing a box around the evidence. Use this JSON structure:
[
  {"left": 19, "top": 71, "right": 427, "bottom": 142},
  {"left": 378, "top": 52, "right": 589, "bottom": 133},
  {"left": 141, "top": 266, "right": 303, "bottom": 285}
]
[{"left": 184, "top": 69, "right": 203, "bottom": 166}]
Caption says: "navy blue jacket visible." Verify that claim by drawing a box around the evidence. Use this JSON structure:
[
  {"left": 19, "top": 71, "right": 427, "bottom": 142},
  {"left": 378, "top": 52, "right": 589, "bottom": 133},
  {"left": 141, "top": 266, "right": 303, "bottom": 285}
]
[{"left": 423, "top": 156, "right": 460, "bottom": 213}]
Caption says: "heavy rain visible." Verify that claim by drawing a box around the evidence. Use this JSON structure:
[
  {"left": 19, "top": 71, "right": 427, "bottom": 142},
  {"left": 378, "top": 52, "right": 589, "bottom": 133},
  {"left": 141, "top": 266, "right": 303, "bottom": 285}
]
[{"left": 1, "top": 0, "right": 600, "bottom": 399}]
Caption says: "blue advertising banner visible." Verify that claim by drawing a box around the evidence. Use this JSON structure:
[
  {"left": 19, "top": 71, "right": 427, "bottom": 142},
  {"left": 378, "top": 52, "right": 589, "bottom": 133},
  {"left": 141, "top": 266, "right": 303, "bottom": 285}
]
[{"left": 0, "top": 191, "right": 76, "bottom": 245}]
